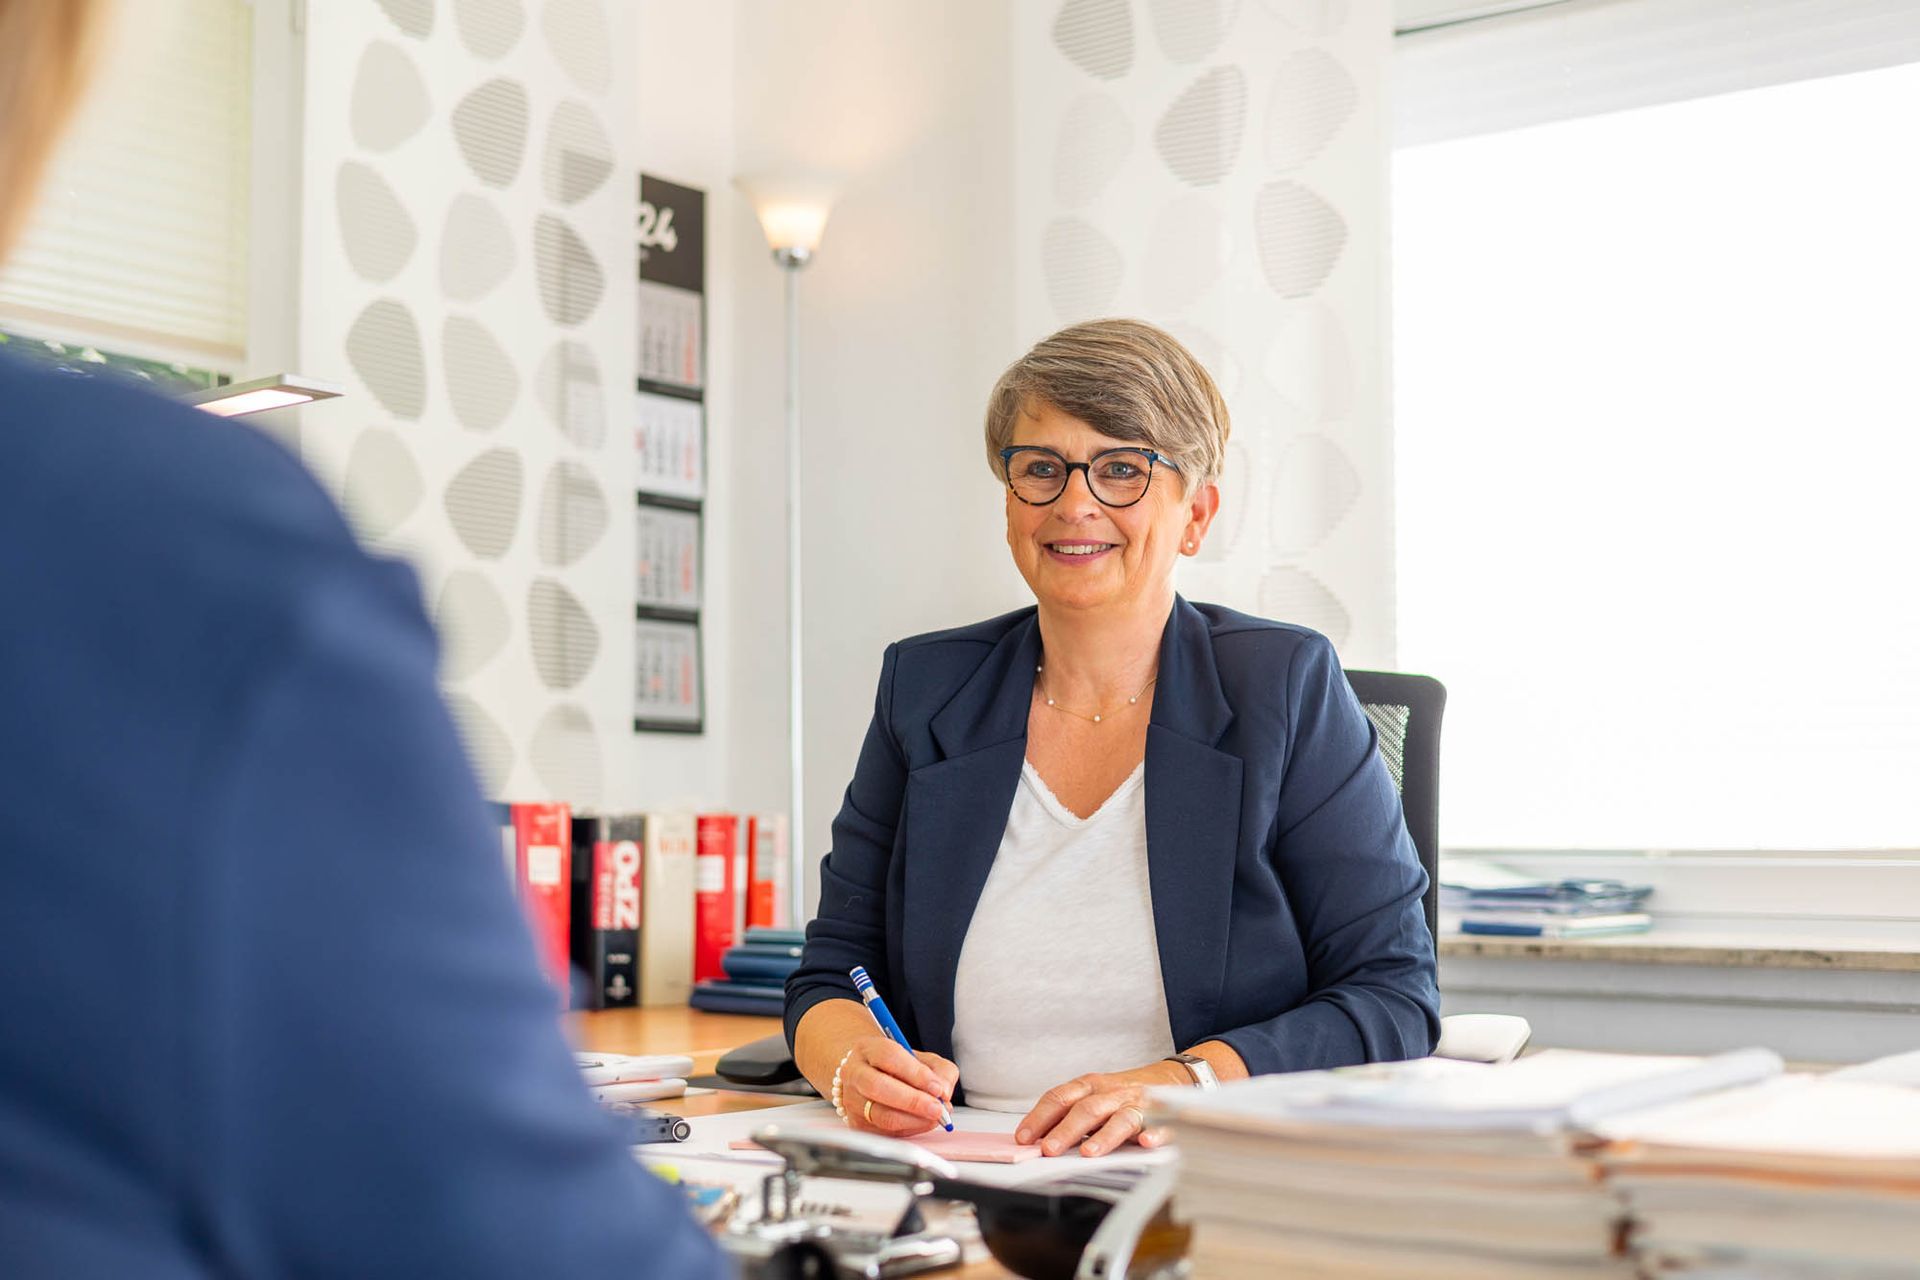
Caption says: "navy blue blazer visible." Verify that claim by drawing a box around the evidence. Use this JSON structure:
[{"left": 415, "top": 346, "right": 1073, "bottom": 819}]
[
  {"left": 0, "top": 351, "right": 721, "bottom": 1278},
  {"left": 785, "top": 598, "right": 1440, "bottom": 1083}
]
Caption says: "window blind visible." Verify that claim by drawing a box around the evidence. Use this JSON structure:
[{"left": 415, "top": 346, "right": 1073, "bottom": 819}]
[
  {"left": 0, "top": 0, "right": 252, "bottom": 362},
  {"left": 1396, "top": 0, "right": 1920, "bottom": 146}
]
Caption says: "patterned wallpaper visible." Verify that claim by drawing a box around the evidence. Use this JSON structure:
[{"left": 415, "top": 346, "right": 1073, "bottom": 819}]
[
  {"left": 1017, "top": 0, "right": 1397, "bottom": 666},
  {"left": 298, "top": 0, "right": 636, "bottom": 806}
]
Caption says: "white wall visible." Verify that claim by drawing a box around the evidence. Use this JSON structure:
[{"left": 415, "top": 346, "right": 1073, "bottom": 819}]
[
  {"left": 297, "top": 0, "right": 668, "bottom": 813},
  {"left": 287, "top": 0, "right": 1399, "bottom": 915},
  {"left": 1014, "top": 0, "right": 1400, "bottom": 669},
  {"left": 714, "top": 1, "right": 1400, "bottom": 912},
  {"left": 724, "top": 1, "right": 1029, "bottom": 911},
  {"left": 629, "top": 0, "right": 740, "bottom": 810}
]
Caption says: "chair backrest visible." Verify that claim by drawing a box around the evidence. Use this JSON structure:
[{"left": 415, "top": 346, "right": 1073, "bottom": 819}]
[{"left": 1342, "top": 669, "right": 1446, "bottom": 956}]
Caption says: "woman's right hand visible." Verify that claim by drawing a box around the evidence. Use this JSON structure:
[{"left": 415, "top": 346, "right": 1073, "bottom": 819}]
[{"left": 836, "top": 1036, "right": 958, "bottom": 1136}]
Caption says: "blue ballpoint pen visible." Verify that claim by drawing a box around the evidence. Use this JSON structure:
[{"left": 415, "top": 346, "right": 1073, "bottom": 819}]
[{"left": 850, "top": 965, "right": 954, "bottom": 1131}]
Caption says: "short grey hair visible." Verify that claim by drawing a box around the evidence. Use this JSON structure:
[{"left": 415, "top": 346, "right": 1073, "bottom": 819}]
[{"left": 983, "top": 318, "right": 1231, "bottom": 491}]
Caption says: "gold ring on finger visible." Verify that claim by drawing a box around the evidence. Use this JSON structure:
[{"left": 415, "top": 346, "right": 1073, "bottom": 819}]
[
  {"left": 1124, "top": 1105, "right": 1146, "bottom": 1129},
  {"left": 864, "top": 1097, "right": 875, "bottom": 1124}
]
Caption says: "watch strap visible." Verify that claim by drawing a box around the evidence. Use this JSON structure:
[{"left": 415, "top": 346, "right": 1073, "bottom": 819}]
[{"left": 1165, "top": 1052, "right": 1219, "bottom": 1090}]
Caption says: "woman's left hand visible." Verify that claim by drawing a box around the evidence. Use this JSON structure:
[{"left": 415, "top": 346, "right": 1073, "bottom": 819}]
[{"left": 1015, "top": 1061, "right": 1187, "bottom": 1157}]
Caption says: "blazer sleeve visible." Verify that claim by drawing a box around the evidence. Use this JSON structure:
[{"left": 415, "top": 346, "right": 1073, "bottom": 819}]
[
  {"left": 1211, "top": 635, "right": 1441, "bottom": 1074},
  {"left": 194, "top": 554, "right": 725, "bottom": 1279},
  {"left": 785, "top": 643, "right": 907, "bottom": 1049}
]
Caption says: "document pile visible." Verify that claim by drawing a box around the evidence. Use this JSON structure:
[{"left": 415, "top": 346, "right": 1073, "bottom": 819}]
[
  {"left": 1597, "top": 1053, "right": 1920, "bottom": 1278},
  {"left": 1442, "top": 862, "right": 1654, "bottom": 938},
  {"left": 1154, "top": 1048, "right": 1780, "bottom": 1279}
]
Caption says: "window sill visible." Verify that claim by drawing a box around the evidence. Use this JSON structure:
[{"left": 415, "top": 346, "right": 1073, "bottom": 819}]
[{"left": 1440, "top": 931, "right": 1920, "bottom": 974}]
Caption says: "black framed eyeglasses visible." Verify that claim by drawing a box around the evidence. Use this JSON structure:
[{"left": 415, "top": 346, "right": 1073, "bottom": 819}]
[{"left": 998, "top": 446, "right": 1176, "bottom": 509}]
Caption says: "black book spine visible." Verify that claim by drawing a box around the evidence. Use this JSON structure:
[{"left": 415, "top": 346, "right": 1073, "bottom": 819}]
[{"left": 570, "top": 815, "right": 644, "bottom": 1009}]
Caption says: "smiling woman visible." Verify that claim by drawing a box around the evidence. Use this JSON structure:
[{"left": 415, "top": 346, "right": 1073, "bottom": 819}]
[{"left": 785, "top": 317, "right": 1441, "bottom": 1160}]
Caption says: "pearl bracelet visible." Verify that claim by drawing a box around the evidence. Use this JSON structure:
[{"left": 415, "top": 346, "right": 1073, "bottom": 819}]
[{"left": 830, "top": 1047, "right": 855, "bottom": 1124}]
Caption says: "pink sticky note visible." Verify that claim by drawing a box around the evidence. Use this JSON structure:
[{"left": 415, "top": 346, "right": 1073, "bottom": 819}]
[
  {"left": 730, "top": 1130, "right": 1043, "bottom": 1164},
  {"left": 910, "top": 1129, "right": 1042, "bottom": 1164}
]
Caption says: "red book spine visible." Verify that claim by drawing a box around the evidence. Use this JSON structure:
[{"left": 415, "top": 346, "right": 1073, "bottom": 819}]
[
  {"left": 746, "top": 815, "right": 784, "bottom": 929},
  {"left": 512, "top": 802, "right": 572, "bottom": 1001},
  {"left": 693, "top": 814, "right": 740, "bottom": 983}
]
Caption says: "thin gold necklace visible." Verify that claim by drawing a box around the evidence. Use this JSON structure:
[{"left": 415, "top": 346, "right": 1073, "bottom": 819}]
[{"left": 1034, "top": 663, "right": 1157, "bottom": 725}]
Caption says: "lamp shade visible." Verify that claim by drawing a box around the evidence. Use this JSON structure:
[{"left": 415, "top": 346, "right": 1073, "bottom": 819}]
[{"left": 735, "top": 174, "right": 840, "bottom": 256}]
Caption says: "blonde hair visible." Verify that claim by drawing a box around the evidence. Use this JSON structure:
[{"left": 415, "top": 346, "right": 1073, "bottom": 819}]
[
  {"left": 0, "top": 0, "right": 112, "bottom": 263},
  {"left": 984, "top": 318, "right": 1231, "bottom": 491}
]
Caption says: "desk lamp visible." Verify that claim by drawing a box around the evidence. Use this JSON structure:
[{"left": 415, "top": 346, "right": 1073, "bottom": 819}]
[{"left": 185, "top": 373, "right": 344, "bottom": 418}]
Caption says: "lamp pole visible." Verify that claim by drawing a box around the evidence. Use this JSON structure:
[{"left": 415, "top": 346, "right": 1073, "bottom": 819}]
[
  {"left": 777, "top": 245, "right": 811, "bottom": 928},
  {"left": 736, "top": 172, "right": 835, "bottom": 931}
]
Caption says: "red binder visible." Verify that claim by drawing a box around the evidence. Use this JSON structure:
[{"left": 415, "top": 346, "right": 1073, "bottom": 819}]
[
  {"left": 509, "top": 802, "right": 571, "bottom": 1001},
  {"left": 693, "top": 814, "right": 741, "bottom": 984},
  {"left": 745, "top": 814, "right": 787, "bottom": 929}
]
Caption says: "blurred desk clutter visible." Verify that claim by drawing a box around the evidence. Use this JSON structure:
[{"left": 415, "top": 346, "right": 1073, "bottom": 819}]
[
  {"left": 1154, "top": 1046, "right": 1920, "bottom": 1280},
  {"left": 1442, "top": 859, "right": 1655, "bottom": 939},
  {"left": 582, "top": 1009, "right": 1920, "bottom": 1280},
  {"left": 1598, "top": 1056, "right": 1920, "bottom": 1278}
]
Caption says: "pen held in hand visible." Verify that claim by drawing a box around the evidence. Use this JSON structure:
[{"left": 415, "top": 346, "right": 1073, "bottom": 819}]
[{"left": 850, "top": 965, "right": 954, "bottom": 1132}]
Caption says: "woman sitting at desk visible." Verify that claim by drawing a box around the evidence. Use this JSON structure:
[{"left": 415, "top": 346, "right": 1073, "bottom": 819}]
[{"left": 785, "top": 319, "right": 1438, "bottom": 1158}]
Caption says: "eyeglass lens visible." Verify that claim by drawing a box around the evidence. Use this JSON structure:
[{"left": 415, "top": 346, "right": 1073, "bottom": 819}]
[{"left": 1004, "top": 448, "right": 1157, "bottom": 506}]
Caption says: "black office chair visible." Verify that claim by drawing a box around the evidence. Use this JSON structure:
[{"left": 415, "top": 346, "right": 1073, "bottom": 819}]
[
  {"left": 1344, "top": 667, "right": 1530, "bottom": 1063},
  {"left": 1343, "top": 669, "right": 1446, "bottom": 952}
]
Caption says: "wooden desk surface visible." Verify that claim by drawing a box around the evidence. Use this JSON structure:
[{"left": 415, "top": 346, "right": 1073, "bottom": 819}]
[{"left": 568, "top": 1008, "right": 1014, "bottom": 1277}]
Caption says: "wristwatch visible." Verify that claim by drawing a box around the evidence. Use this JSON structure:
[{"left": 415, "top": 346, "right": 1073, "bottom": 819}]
[{"left": 1165, "top": 1052, "right": 1219, "bottom": 1090}]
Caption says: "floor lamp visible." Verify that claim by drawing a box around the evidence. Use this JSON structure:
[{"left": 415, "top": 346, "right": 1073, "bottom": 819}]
[{"left": 738, "top": 175, "right": 837, "bottom": 929}]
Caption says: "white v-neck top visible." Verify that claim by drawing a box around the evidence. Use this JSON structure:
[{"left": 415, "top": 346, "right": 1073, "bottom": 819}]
[{"left": 949, "top": 759, "right": 1175, "bottom": 1113}]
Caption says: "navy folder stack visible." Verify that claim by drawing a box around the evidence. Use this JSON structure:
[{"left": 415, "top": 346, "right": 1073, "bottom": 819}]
[
  {"left": 688, "top": 927, "right": 804, "bottom": 1016},
  {"left": 1441, "top": 864, "right": 1654, "bottom": 938}
]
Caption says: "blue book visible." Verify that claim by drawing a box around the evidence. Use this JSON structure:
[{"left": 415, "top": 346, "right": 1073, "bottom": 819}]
[
  {"left": 1460, "top": 912, "right": 1652, "bottom": 938},
  {"left": 721, "top": 950, "right": 800, "bottom": 983},
  {"left": 743, "top": 927, "right": 807, "bottom": 948},
  {"left": 689, "top": 980, "right": 786, "bottom": 1017}
]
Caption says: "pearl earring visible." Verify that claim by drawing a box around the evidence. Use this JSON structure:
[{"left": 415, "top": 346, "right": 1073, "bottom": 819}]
[{"left": 1185, "top": 541, "right": 1195, "bottom": 550}]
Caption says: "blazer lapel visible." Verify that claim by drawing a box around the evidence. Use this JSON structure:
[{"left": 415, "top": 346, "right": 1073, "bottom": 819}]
[
  {"left": 1145, "top": 597, "right": 1243, "bottom": 1051},
  {"left": 901, "top": 614, "right": 1041, "bottom": 1060}
]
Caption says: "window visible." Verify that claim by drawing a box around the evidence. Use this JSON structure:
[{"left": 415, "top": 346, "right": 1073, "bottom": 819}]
[
  {"left": 1393, "top": 12, "right": 1920, "bottom": 853},
  {"left": 0, "top": 0, "right": 252, "bottom": 365}
]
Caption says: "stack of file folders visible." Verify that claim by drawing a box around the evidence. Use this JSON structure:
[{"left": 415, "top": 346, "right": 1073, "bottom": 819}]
[
  {"left": 1442, "top": 863, "right": 1655, "bottom": 938},
  {"left": 688, "top": 927, "right": 804, "bottom": 1016},
  {"left": 1595, "top": 1052, "right": 1920, "bottom": 1279},
  {"left": 1153, "top": 1047, "right": 1782, "bottom": 1280}
]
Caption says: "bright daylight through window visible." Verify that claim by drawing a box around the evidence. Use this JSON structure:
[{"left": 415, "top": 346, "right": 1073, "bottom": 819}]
[{"left": 1393, "top": 60, "right": 1920, "bottom": 854}]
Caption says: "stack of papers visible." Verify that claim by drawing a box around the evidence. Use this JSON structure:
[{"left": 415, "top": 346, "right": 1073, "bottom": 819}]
[
  {"left": 1597, "top": 1064, "right": 1920, "bottom": 1278},
  {"left": 1154, "top": 1049, "right": 1781, "bottom": 1279},
  {"left": 1441, "top": 862, "right": 1654, "bottom": 938}
]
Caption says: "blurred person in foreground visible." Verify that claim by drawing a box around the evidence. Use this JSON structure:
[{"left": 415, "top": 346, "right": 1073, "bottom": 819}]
[{"left": 0, "top": 4, "right": 724, "bottom": 1275}]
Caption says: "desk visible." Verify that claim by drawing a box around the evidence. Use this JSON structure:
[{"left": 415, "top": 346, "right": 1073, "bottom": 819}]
[{"left": 568, "top": 1008, "right": 1016, "bottom": 1278}]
